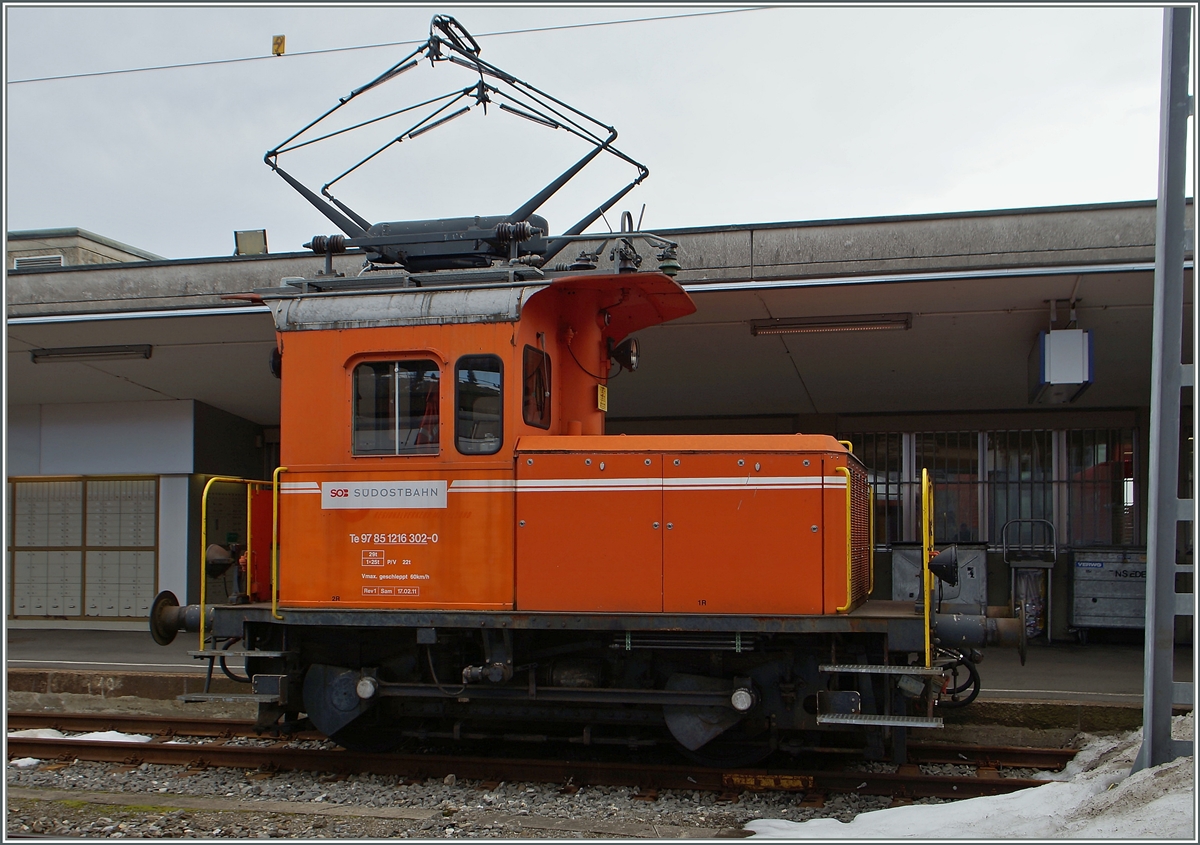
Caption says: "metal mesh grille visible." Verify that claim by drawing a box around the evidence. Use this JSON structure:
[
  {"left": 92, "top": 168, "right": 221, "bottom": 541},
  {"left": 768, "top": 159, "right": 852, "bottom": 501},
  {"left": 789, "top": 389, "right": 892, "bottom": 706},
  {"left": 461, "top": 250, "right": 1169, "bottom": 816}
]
[{"left": 849, "top": 462, "right": 872, "bottom": 603}]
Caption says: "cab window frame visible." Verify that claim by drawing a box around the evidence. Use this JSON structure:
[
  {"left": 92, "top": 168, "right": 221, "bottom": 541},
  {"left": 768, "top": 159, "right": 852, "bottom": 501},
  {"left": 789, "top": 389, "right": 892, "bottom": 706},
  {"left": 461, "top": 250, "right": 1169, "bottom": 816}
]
[
  {"left": 522, "top": 344, "right": 552, "bottom": 430},
  {"left": 455, "top": 354, "right": 504, "bottom": 456},
  {"left": 351, "top": 357, "right": 441, "bottom": 456}
]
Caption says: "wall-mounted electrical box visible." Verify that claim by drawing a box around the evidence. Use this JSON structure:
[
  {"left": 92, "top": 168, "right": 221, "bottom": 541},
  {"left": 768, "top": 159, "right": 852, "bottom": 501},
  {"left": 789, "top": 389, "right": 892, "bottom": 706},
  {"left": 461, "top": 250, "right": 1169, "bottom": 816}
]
[{"left": 1028, "top": 329, "right": 1093, "bottom": 404}]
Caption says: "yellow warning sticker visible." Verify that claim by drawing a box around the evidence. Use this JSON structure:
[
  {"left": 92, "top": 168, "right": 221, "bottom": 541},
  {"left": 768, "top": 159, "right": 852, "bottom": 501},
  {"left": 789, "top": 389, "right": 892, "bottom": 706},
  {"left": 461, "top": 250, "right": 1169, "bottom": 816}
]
[
  {"left": 722, "top": 773, "right": 814, "bottom": 791},
  {"left": 597, "top": 384, "right": 608, "bottom": 412}
]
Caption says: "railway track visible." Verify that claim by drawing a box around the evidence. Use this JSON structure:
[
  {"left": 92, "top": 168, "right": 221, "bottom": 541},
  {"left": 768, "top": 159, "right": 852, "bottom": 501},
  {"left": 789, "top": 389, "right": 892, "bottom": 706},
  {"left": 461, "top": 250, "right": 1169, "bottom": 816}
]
[{"left": 7, "top": 712, "right": 1073, "bottom": 801}]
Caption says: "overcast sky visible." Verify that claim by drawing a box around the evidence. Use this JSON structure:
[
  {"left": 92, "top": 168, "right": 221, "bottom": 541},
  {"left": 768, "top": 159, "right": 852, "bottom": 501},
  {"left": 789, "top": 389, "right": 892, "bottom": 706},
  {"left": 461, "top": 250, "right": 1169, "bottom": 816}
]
[{"left": 3, "top": 4, "right": 1189, "bottom": 260}]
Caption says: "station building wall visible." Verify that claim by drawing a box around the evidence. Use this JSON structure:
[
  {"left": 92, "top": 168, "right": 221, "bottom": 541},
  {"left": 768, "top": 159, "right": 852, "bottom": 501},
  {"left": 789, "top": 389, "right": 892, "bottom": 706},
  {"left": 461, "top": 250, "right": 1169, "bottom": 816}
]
[{"left": 6, "top": 399, "right": 264, "bottom": 627}]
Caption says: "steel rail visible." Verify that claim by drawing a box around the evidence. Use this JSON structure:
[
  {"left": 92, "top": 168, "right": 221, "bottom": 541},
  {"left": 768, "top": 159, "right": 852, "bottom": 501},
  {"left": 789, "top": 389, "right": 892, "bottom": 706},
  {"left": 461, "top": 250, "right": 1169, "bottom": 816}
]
[
  {"left": 6, "top": 712, "right": 1077, "bottom": 772},
  {"left": 5, "top": 735, "right": 1054, "bottom": 800},
  {"left": 906, "top": 742, "right": 1076, "bottom": 770}
]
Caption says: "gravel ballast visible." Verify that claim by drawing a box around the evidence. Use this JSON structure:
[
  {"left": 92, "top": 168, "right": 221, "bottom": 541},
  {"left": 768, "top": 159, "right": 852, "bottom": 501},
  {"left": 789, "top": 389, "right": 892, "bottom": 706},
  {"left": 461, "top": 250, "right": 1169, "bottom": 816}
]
[
  {"left": 6, "top": 742, "right": 1048, "bottom": 839},
  {"left": 6, "top": 692, "right": 1057, "bottom": 839}
]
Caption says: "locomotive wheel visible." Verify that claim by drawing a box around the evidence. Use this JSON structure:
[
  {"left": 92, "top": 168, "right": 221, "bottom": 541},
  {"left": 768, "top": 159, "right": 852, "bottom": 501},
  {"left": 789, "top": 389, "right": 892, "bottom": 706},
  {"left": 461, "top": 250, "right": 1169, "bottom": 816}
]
[
  {"left": 938, "top": 658, "right": 981, "bottom": 708},
  {"left": 675, "top": 728, "right": 777, "bottom": 768},
  {"left": 329, "top": 709, "right": 403, "bottom": 754}
]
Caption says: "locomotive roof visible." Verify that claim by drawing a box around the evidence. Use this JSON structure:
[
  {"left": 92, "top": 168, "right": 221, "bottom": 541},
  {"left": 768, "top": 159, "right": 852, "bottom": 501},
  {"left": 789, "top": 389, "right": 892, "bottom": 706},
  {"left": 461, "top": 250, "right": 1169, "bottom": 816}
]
[{"left": 253, "top": 271, "right": 696, "bottom": 336}]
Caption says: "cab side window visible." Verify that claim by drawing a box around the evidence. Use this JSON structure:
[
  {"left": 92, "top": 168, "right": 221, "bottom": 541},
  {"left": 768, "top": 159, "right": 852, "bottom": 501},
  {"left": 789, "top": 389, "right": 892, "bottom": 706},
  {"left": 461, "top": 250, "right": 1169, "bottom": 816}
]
[
  {"left": 522, "top": 345, "right": 551, "bottom": 429},
  {"left": 456, "top": 355, "right": 502, "bottom": 455},
  {"left": 352, "top": 360, "right": 440, "bottom": 455}
]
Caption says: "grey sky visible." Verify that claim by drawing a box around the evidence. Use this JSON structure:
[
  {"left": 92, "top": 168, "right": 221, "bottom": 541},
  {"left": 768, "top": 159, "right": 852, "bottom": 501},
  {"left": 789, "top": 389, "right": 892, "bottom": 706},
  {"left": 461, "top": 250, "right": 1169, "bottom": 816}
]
[{"left": 3, "top": 4, "right": 1183, "bottom": 260}]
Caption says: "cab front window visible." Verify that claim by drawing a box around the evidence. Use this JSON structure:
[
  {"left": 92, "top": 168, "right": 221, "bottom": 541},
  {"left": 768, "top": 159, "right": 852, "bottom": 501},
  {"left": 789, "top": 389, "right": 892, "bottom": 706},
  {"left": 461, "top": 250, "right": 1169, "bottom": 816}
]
[
  {"left": 455, "top": 355, "right": 503, "bottom": 455},
  {"left": 352, "top": 360, "right": 440, "bottom": 455}
]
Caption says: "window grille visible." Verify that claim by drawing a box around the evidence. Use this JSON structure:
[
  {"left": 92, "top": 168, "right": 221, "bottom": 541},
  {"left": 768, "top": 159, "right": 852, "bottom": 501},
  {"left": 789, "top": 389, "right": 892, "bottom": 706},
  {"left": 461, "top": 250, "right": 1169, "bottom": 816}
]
[
  {"left": 986, "top": 430, "right": 1054, "bottom": 548},
  {"left": 917, "top": 431, "right": 981, "bottom": 544},
  {"left": 847, "top": 432, "right": 904, "bottom": 546},
  {"left": 1065, "top": 429, "right": 1138, "bottom": 546},
  {"left": 847, "top": 427, "right": 1142, "bottom": 550}
]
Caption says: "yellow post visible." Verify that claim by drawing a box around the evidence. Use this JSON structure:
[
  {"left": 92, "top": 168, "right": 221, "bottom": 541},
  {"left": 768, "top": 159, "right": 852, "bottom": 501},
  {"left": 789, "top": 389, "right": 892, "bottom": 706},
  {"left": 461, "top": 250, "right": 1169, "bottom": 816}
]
[
  {"left": 245, "top": 483, "right": 254, "bottom": 599},
  {"left": 868, "top": 483, "right": 875, "bottom": 597},
  {"left": 199, "top": 475, "right": 266, "bottom": 648},
  {"left": 200, "top": 479, "right": 211, "bottom": 650},
  {"left": 271, "top": 466, "right": 288, "bottom": 620},
  {"left": 835, "top": 466, "right": 853, "bottom": 611},
  {"left": 921, "top": 468, "right": 933, "bottom": 668}
]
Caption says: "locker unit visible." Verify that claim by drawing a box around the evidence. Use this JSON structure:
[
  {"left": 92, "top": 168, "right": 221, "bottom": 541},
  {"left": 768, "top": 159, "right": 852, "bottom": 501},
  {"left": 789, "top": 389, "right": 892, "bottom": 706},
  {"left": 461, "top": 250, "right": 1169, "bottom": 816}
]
[
  {"left": 87, "top": 479, "right": 157, "bottom": 548},
  {"left": 9, "top": 477, "right": 158, "bottom": 619}
]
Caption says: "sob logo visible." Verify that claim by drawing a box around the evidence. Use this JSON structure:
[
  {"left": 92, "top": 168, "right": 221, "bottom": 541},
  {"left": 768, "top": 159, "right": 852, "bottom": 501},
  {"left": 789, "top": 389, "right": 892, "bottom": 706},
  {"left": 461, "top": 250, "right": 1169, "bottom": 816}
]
[{"left": 321, "top": 481, "right": 448, "bottom": 509}]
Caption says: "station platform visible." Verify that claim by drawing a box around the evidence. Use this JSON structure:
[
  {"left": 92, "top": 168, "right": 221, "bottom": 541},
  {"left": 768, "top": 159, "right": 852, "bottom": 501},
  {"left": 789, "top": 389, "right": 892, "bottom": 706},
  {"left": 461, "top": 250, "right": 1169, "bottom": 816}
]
[{"left": 6, "top": 626, "right": 1194, "bottom": 732}]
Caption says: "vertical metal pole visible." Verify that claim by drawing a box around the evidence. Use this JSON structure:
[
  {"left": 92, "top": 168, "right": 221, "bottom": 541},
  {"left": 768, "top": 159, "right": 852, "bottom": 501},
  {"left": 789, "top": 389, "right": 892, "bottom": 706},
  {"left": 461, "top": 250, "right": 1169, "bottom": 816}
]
[{"left": 1134, "top": 5, "right": 1194, "bottom": 773}]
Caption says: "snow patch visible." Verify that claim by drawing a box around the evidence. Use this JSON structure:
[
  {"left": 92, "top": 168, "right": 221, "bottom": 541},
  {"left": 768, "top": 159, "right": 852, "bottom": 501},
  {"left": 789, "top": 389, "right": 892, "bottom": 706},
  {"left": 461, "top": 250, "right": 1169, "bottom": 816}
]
[
  {"left": 74, "top": 730, "right": 152, "bottom": 743},
  {"left": 747, "top": 714, "right": 1195, "bottom": 839},
  {"left": 8, "top": 728, "right": 151, "bottom": 743},
  {"left": 7, "top": 728, "right": 66, "bottom": 739}
]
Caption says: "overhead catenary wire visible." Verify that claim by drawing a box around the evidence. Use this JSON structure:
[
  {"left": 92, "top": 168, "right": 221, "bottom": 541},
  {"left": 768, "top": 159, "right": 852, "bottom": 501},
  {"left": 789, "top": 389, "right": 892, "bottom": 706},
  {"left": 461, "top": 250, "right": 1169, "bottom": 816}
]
[{"left": 7, "top": 7, "right": 770, "bottom": 86}]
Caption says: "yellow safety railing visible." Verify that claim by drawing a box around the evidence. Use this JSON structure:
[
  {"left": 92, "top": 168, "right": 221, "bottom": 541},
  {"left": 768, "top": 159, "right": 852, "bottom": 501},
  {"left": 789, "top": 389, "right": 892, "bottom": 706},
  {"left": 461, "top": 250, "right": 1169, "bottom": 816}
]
[
  {"left": 837, "top": 439, "right": 854, "bottom": 453},
  {"left": 868, "top": 483, "right": 875, "bottom": 597},
  {"left": 921, "top": 467, "right": 934, "bottom": 668},
  {"left": 272, "top": 466, "right": 288, "bottom": 620},
  {"left": 199, "top": 476, "right": 274, "bottom": 650},
  {"left": 835, "top": 466, "right": 853, "bottom": 612}
]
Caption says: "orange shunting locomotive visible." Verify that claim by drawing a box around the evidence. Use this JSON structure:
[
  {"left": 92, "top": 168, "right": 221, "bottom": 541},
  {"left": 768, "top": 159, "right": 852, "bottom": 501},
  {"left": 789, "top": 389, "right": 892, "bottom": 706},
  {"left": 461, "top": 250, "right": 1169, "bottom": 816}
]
[
  {"left": 152, "top": 262, "right": 1021, "bottom": 765},
  {"left": 150, "top": 14, "right": 1022, "bottom": 764}
]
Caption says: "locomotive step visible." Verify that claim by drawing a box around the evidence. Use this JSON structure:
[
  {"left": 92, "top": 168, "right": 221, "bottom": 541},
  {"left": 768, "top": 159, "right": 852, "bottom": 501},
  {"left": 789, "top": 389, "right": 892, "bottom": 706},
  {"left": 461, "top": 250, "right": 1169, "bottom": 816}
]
[
  {"left": 816, "top": 713, "right": 944, "bottom": 728},
  {"left": 177, "top": 693, "right": 285, "bottom": 704},
  {"left": 188, "top": 650, "right": 295, "bottom": 660},
  {"left": 819, "top": 664, "right": 947, "bottom": 676}
]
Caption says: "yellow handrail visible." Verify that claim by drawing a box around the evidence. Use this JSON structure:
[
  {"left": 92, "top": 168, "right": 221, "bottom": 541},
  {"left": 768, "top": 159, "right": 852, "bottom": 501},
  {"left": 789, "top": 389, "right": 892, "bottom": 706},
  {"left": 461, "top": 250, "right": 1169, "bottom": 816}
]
[
  {"left": 272, "top": 466, "right": 288, "bottom": 620},
  {"left": 868, "top": 483, "right": 875, "bottom": 597},
  {"left": 835, "top": 466, "right": 853, "bottom": 612},
  {"left": 921, "top": 468, "right": 933, "bottom": 668},
  {"left": 245, "top": 483, "right": 254, "bottom": 599},
  {"left": 837, "top": 439, "right": 854, "bottom": 453},
  {"left": 199, "top": 475, "right": 273, "bottom": 650}
]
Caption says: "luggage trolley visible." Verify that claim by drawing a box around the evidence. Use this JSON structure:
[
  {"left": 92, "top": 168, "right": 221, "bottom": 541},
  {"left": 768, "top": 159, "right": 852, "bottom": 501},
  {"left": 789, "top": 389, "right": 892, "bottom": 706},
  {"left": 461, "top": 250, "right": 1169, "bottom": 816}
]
[{"left": 1002, "top": 519, "right": 1057, "bottom": 644}]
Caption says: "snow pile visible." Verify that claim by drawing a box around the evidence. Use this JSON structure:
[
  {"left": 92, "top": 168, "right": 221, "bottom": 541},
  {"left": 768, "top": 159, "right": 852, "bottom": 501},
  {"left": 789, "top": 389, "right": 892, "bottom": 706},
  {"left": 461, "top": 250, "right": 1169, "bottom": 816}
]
[
  {"left": 74, "top": 730, "right": 152, "bottom": 743},
  {"left": 8, "top": 728, "right": 152, "bottom": 743},
  {"left": 7, "top": 729, "right": 68, "bottom": 740},
  {"left": 748, "top": 713, "right": 1195, "bottom": 839}
]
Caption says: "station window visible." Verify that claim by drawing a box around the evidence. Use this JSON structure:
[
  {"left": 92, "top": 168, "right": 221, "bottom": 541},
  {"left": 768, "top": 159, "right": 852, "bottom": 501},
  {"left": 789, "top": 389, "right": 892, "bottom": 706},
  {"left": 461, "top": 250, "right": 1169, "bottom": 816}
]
[
  {"left": 352, "top": 360, "right": 440, "bottom": 455},
  {"left": 456, "top": 355, "right": 503, "bottom": 455},
  {"left": 522, "top": 345, "right": 552, "bottom": 429}
]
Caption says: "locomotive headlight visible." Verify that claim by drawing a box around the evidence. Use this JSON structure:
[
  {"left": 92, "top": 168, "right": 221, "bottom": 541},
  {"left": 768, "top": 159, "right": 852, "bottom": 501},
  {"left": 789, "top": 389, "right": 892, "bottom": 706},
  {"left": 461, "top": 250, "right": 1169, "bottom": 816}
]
[
  {"left": 730, "top": 687, "right": 755, "bottom": 712},
  {"left": 608, "top": 337, "right": 640, "bottom": 372},
  {"left": 356, "top": 676, "right": 379, "bottom": 700}
]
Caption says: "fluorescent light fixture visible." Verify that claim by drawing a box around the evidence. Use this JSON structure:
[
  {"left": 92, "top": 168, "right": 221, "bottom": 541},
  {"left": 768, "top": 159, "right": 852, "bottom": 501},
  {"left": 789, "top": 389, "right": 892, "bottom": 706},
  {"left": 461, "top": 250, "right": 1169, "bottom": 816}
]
[
  {"left": 750, "top": 313, "right": 912, "bottom": 336},
  {"left": 30, "top": 344, "right": 153, "bottom": 363}
]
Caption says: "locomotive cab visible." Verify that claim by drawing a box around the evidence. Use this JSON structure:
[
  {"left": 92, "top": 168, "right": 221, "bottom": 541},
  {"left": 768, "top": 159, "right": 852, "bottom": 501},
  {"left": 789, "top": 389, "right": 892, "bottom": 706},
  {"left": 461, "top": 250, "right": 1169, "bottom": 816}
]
[{"left": 265, "top": 270, "right": 870, "bottom": 618}]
